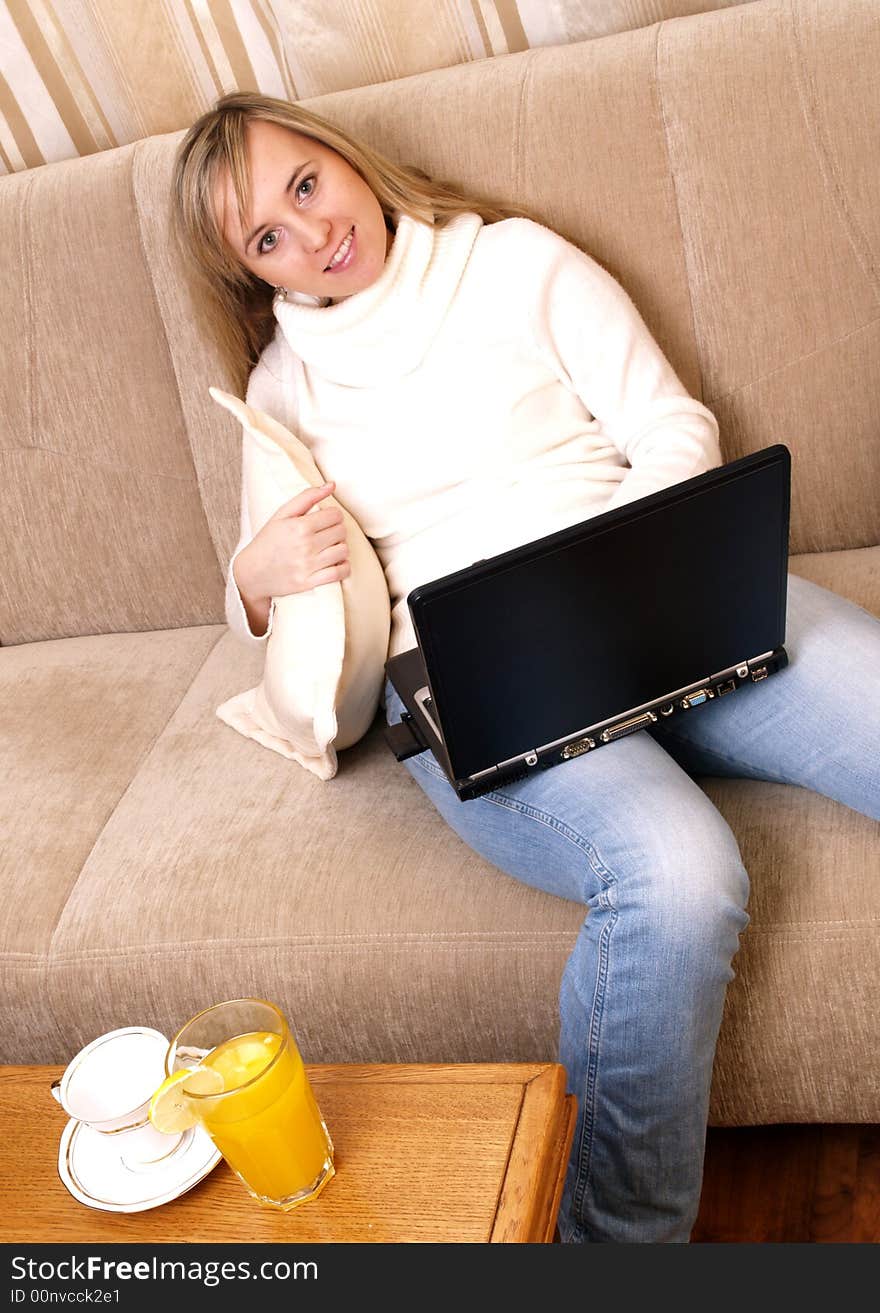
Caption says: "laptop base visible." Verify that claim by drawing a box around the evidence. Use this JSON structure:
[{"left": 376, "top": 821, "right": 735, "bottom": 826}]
[{"left": 386, "top": 645, "right": 789, "bottom": 801}]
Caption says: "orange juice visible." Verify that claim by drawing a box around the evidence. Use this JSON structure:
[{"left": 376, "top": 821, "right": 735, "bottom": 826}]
[{"left": 198, "top": 1029, "right": 333, "bottom": 1206}]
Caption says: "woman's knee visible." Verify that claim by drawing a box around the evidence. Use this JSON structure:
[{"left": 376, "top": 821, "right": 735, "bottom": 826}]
[{"left": 619, "top": 792, "right": 750, "bottom": 943}]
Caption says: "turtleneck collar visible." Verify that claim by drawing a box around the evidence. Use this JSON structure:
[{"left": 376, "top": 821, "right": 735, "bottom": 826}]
[{"left": 271, "top": 211, "right": 483, "bottom": 386}]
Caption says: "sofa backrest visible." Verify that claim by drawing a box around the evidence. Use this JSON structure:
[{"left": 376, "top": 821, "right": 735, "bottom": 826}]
[
  {"left": 0, "top": 140, "right": 235, "bottom": 645},
  {"left": 2, "top": 0, "right": 877, "bottom": 645}
]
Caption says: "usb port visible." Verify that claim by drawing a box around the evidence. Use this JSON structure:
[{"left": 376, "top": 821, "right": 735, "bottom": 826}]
[
  {"left": 716, "top": 679, "right": 736, "bottom": 696},
  {"left": 750, "top": 666, "right": 769, "bottom": 682}
]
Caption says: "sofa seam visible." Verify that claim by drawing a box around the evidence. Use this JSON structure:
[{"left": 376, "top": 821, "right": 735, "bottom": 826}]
[
  {"left": 744, "top": 919, "right": 880, "bottom": 931},
  {"left": 20, "top": 169, "right": 37, "bottom": 483},
  {"left": 787, "top": 0, "right": 879, "bottom": 300},
  {"left": 48, "top": 937, "right": 579, "bottom": 966},
  {"left": 50, "top": 928, "right": 578, "bottom": 953},
  {"left": 128, "top": 142, "right": 229, "bottom": 588},
  {"left": 0, "top": 953, "right": 54, "bottom": 964},
  {"left": 0, "top": 442, "right": 198, "bottom": 482},
  {"left": 652, "top": 20, "right": 707, "bottom": 405},
  {"left": 43, "top": 625, "right": 230, "bottom": 983},
  {"left": 736, "top": 933, "right": 880, "bottom": 945},
  {"left": 0, "top": 447, "right": 239, "bottom": 496},
  {"left": 128, "top": 138, "right": 230, "bottom": 570},
  {"left": 704, "top": 313, "right": 880, "bottom": 406},
  {"left": 41, "top": 917, "right": 880, "bottom": 967},
  {"left": 512, "top": 50, "right": 536, "bottom": 202},
  {"left": 128, "top": 141, "right": 201, "bottom": 461},
  {"left": 27, "top": 909, "right": 880, "bottom": 956}
]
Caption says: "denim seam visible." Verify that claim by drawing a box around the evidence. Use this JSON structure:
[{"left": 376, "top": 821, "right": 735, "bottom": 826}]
[
  {"left": 569, "top": 903, "right": 616, "bottom": 1236},
  {"left": 411, "top": 751, "right": 626, "bottom": 881},
  {"left": 475, "top": 789, "right": 615, "bottom": 888}
]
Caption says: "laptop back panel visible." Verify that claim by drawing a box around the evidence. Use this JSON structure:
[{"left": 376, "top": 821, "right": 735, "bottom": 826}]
[{"left": 407, "top": 446, "right": 790, "bottom": 784}]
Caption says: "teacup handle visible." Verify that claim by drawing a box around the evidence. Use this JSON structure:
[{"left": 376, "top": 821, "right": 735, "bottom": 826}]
[{"left": 50, "top": 1079, "right": 62, "bottom": 1104}]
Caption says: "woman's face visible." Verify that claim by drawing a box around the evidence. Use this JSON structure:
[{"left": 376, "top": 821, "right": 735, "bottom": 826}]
[{"left": 218, "top": 119, "right": 391, "bottom": 300}]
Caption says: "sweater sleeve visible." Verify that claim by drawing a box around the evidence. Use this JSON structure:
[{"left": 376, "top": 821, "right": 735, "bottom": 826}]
[
  {"left": 529, "top": 224, "right": 721, "bottom": 510},
  {"left": 225, "top": 484, "right": 274, "bottom": 646},
  {"left": 224, "top": 339, "right": 294, "bottom": 646}
]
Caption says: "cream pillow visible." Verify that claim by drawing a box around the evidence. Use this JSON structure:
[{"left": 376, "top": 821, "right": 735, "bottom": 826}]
[{"left": 210, "top": 387, "right": 391, "bottom": 780}]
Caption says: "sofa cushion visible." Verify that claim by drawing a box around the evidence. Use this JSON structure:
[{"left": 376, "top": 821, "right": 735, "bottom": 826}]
[
  {"left": 653, "top": 0, "right": 880, "bottom": 555},
  {"left": 0, "top": 626, "right": 225, "bottom": 1055},
  {"left": 702, "top": 776, "right": 880, "bottom": 1124},
  {"left": 0, "top": 147, "right": 227, "bottom": 645}
]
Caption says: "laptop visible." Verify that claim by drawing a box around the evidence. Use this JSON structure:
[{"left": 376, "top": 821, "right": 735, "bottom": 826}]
[{"left": 385, "top": 444, "right": 791, "bottom": 801}]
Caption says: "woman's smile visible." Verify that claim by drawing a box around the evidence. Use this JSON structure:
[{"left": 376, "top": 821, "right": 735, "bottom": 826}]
[{"left": 325, "top": 226, "right": 355, "bottom": 272}]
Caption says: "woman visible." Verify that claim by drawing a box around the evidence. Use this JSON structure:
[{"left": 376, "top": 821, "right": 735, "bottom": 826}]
[{"left": 172, "top": 92, "right": 880, "bottom": 1243}]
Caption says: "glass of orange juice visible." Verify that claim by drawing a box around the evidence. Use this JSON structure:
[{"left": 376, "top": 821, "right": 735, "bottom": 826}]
[{"left": 163, "top": 998, "right": 334, "bottom": 1210}]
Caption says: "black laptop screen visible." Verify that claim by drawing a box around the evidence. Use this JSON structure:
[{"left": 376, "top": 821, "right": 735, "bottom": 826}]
[{"left": 409, "top": 448, "right": 790, "bottom": 782}]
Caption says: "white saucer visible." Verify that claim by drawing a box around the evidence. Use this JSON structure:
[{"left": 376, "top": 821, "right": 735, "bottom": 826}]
[{"left": 58, "top": 1119, "right": 222, "bottom": 1213}]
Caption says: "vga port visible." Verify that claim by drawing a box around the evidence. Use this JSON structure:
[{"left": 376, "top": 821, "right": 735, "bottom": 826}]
[{"left": 682, "top": 688, "right": 714, "bottom": 709}]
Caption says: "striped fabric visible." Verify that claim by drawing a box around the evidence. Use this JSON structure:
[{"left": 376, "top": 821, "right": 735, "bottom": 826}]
[{"left": 0, "top": 0, "right": 749, "bottom": 175}]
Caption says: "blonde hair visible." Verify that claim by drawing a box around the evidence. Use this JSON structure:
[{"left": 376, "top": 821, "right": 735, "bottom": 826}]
[{"left": 172, "top": 91, "right": 534, "bottom": 386}]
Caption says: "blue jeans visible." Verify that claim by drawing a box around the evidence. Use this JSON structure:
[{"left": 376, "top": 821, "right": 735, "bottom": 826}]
[{"left": 384, "top": 574, "right": 880, "bottom": 1242}]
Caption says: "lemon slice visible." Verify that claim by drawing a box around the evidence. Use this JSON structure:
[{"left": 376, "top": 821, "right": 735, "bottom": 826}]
[{"left": 149, "top": 1066, "right": 224, "bottom": 1134}]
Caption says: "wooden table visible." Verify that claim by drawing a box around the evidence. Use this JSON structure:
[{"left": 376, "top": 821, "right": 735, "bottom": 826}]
[{"left": 0, "top": 1063, "right": 575, "bottom": 1243}]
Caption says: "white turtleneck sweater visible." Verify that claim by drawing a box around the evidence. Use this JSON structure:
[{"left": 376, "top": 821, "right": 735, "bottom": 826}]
[{"left": 226, "top": 212, "right": 721, "bottom": 658}]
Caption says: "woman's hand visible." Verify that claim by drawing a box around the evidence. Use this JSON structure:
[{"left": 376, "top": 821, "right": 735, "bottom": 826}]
[{"left": 233, "top": 482, "right": 350, "bottom": 633}]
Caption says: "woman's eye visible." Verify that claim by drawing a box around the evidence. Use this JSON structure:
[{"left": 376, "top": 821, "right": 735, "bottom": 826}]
[
  {"left": 258, "top": 229, "right": 280, "bottom": 254},
  {"left": 296, "top": 176, "right": 315, "bottom": 201}
]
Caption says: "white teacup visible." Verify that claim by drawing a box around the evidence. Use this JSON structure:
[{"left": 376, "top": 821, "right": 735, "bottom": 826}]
[{"left": 52, "top": 1027, "right": 183, "bottom": 1168}]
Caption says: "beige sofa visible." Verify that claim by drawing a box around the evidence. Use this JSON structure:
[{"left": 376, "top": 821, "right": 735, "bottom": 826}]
[{"left": 2, "top": 0, "right": 878, "bottom": 1129}]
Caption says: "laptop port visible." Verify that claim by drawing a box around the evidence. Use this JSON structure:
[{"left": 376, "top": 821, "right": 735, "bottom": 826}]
[
  {"left": 562, "top": 736, "right": 596, "bottom": 760},
  {"left": 682, "top": 688, "right": 714, "bottom": 709},
  {"left": 600, "top": 711, "right": 658, "bottom": 743},
  {"left": 750, "top": 666, "right": 769, "bottom": 682},
  {"left": 716, "top": 679, "right": 736, "bottom": 696},
  {"left": 659, "top": 703, "right": 675, "bottom": 717}
]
